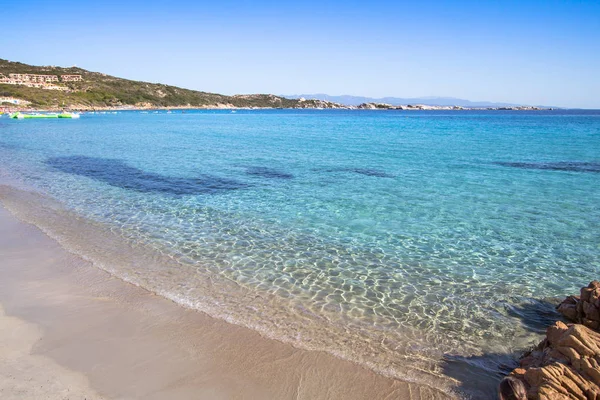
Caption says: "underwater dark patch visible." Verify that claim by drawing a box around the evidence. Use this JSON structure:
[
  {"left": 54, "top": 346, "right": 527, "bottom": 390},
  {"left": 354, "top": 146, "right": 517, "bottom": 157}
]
[
  {"left": 0, "top": 141, "right": 20, "bottom": 150},
  {"left": 350, "top": 168, "right": 395, "bottom": 178},
  {"left": 495, "top": 161, "right": 600, "bottom": 173},
  {"left": 322, "top": 167, "right": 395, "bottom": 178},
  {"left": 245, "top": 166, "right": 294, "bottom": 179},
  {"left": 46, "top": 156, "right": 249, "bottom": 195}
]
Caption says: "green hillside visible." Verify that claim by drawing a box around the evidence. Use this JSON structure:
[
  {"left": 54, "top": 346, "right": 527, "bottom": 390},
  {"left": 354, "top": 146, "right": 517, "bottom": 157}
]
[{"left": 0, "top": 59, "right": 341, "bottom": 109}]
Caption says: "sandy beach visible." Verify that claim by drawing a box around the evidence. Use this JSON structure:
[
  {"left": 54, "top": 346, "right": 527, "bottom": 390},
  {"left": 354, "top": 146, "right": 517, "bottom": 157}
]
[{"left": 0, "top": 202, "right": 452, "bottom": 399}]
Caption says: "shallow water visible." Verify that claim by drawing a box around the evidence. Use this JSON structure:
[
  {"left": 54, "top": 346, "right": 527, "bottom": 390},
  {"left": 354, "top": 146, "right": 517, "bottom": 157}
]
[{"left": 1, "top": 109, "right": 599, "bottom": 397}]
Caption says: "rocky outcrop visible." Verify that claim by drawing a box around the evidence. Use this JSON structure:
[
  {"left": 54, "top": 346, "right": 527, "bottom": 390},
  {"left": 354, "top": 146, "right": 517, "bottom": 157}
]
[
  {"left": 293, "top": 98, "right": 348, "bottom": 109},
  {"left": 502, "top": 282, "right": 600, "bottom": 400},
  {"left": 508, "top": 321, "right": 600, "bottom": 399},
  {"left": 356, "top": 102, "right": 393, "bottom": 109},
  {"left": 557, "top": 281, "right": 600, "bottom": 331},
  {"left": 355, "top": 103, "right": 466, "bottom": 110},
  {"left": 497, "top": 106, "right": 543, "bottom": 111}
]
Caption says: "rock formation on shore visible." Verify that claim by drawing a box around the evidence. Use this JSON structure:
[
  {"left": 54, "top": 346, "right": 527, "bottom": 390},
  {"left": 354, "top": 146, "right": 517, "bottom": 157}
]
[
  {"left": 501, "top": 281, "right": 600, "bottom": 399},
  {"left": 557, "top": 282, "right": 600, "bottom": 331},
  {"left": 355, "top": 102, "right": 465, "bottom": 110}
]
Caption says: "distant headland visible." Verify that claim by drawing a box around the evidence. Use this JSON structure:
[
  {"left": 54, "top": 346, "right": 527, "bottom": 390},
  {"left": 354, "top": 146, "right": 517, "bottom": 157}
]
[
  {"left": 0, "top": 59, "right": 553, "bottom": 111},
  {"left": 284, "top": 93, "right": 557, "bottom": 109}
]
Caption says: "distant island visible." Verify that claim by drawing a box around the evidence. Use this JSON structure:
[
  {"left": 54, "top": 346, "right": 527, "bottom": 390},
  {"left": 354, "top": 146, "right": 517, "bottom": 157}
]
[
  {"left": 0, "top": 59, "right": 551, "bottom": 111},
  {"left": 284, "top": 93, "right": 557, "bottom": 109}
]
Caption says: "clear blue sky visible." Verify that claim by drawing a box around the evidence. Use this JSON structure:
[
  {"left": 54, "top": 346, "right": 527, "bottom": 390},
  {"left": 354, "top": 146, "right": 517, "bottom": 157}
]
[{"left": 2, "top": 0, "right": 599, "bottom": 108}]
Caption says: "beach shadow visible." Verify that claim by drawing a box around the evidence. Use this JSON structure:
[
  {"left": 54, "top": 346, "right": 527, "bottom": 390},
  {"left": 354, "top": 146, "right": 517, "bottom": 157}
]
[
  {"left": 502, "top": 297, "right": 564, "bottom": 334},
  {"left": 46, "top": 156, "right": 249, "bottom": 195},
  {"left": 494, "top": 161, "right": 600, "bottom": 173},
  {"left": 443, "top": 297, "right": 564, "bottom": 399},
  {"left": 442, "top": 352, "right": 518, "bottom": 400}
]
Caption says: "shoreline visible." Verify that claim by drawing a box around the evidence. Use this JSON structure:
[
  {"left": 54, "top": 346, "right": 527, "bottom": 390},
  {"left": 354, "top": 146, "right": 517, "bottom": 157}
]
[
  {"left": 0, "top": 182, "right": 463, "bottom": 395},
  {"left": 1, "top": 104, "right": 557, "bottom": 113},
  {"left": 0, "top": 200, "right": 454, "bottom": 399},
  {"left": 0, "top": 304, "right": 104, "bottom": 400}
]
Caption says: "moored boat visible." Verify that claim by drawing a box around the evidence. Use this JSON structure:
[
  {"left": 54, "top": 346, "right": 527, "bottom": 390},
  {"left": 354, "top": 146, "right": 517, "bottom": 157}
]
[
  {"left": 11, "top": 113, "right": 57, "bottom": 119},
  {"left": 10, "top": 112, "right": 80, "bottom": 119}
]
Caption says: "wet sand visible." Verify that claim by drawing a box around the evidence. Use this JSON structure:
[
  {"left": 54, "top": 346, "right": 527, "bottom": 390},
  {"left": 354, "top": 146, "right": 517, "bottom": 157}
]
[
  {"left": 0, "top": 203, "right": 453, "bottom": 399},
  {"left": 0, "top": 304, "right": 105, "bottom": 400}
]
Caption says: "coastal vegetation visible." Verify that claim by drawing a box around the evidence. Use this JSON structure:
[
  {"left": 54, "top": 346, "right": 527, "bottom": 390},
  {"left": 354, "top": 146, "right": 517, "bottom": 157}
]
[{"left": 0, "top": 59, "right": 342, "bottom": 110}]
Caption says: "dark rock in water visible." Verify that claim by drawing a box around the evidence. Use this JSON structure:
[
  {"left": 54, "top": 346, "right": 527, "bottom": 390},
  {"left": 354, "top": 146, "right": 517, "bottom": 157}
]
[
  {"left": 245, "top": 166, "right": 293, "bottom": 179},
  {"left": 498, "top": 376, "right": 527, "bottom": 400},
  {"left": 495, "top": 161, "right": 600, "bottom": 173},
  {"left": 46, "top": 156, "right": 249, "bottom": 195}
]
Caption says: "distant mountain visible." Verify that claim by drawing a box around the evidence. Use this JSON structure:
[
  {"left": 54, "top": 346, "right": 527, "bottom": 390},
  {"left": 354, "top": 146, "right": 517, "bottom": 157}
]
[{"left": 285, "top": 94, "right": 536, "bottom": 108}]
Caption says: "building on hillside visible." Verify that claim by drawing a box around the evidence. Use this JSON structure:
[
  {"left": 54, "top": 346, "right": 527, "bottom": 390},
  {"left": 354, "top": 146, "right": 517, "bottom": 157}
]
[
  {"left": 8, "top": 73, "right": 59, "bottom": 83},
  {"left": 43, "top": 85, "right": 69, "bottom": 91},
  {"left": 0, "top": 73, "right": 71, "bottom": 91},
  {"left": 61, "top": 74, "right": 83, "bottom": 82}
]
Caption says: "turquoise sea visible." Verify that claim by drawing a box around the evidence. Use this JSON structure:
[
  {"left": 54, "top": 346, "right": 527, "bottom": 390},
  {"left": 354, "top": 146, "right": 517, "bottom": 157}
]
[{"left": 1, "top": 109, "right": 599, "bottom": 397}]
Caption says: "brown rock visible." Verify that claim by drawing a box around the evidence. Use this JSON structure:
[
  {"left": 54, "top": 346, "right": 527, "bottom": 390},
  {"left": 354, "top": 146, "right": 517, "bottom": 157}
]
[
  {"left": 562, "top": 295, "right": 579, "bottom": 305},
  {"left": 504, "top": 282, "right": 600, "bottom": 400},
  {"left": 589, "top": 281, "right": 600, "bottom": 290},
  {"left": 582, "top": 287, "right": 593, "bottom": 303},
  {"left": 524, "top": 363, "right": 600, "bottom": 400},
  {"left": 512, "top": 368, "right": 527, "bottom": 378},
  {"left": 558, "top": 302, "right": 579, "bottom": 322},
  {"left": 546, "top": 348, "right": 570, "bottom": 364},
  {"left": 546, "top": 321, "right": 569, "bottom": 344},
  {"left": 521, "top": 350, "right": 545, "bottom": 369},
  {"left": 583, "top": 301, "right": 600, "bottom": 321},
  {"left": 583, "top": 318, "right": 600, "bottom": 331},
  {"left": 558, "top": 283, "right": 600, "bottom": 326}
]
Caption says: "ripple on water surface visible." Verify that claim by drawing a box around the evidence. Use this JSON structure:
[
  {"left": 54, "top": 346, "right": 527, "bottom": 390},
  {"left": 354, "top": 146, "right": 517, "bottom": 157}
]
[{"left": 1, "top": 109, "right": 599, "bottom": 398}]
